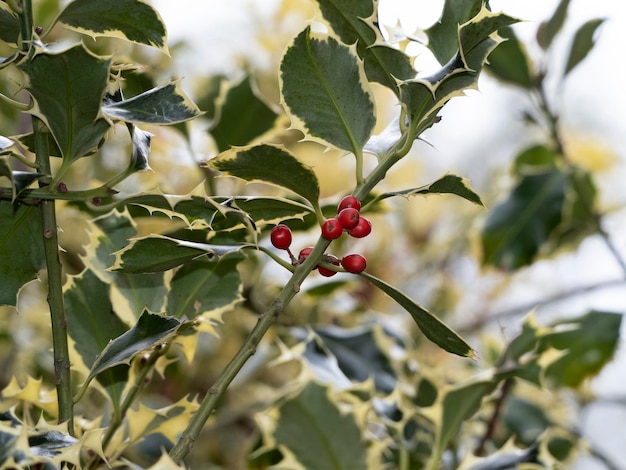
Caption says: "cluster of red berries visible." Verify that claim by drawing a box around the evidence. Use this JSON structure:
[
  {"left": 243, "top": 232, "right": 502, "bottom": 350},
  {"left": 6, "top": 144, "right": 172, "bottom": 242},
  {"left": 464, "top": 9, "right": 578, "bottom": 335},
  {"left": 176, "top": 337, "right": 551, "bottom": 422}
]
[{"left": 270, "top": 195, "right": 370, "bottom": 276}]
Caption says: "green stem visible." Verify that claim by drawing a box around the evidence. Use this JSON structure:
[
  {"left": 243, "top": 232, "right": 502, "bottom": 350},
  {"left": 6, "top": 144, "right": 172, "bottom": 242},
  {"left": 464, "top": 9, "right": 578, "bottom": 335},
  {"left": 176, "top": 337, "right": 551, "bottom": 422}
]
[
  {"left": 0, "top": 185, "right": 118, "bottom": 202},
  {"left": 34, "top": 118, "right": 74, "bottom": 434},
  {"left": 169, "top": 237, "right": 331, "bottom": 463}
]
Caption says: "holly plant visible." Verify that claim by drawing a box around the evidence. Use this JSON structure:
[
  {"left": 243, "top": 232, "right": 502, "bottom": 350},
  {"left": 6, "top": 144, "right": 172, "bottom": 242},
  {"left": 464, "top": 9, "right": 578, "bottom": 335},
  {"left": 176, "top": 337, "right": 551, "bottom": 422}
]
[{"left": 0, "top": 0, "right": 620, "bottom": 468}]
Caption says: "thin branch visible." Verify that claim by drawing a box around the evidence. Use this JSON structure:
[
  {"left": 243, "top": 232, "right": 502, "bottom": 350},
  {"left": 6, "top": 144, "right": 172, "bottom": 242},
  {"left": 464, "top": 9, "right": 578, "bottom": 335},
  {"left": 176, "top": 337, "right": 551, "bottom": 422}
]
[
  {"left": 168, "top": 237, "right": 332, "bottom": 463},
  {"left": 34, "top": 120, "right": 74, "bottom": 433},
  {"left": 461, "top": 279, "right": 626, "bottom": 332},
  {"left": 474, "top": 378, "right": 514, "bottom": 456}
]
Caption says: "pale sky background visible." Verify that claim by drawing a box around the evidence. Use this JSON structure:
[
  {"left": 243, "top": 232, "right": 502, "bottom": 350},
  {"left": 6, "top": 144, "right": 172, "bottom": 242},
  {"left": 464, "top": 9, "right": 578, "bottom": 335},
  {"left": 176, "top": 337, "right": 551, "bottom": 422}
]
[{"left": 151, "top": 1, "right": 626, "bottom": 467}]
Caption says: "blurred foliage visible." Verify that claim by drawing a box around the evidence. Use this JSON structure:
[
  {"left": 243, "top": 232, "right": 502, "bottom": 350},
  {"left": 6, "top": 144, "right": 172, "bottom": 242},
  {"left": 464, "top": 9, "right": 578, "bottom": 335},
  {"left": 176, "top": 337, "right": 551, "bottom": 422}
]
[{"left": 0, "top": 0, "right": 622, "bottom": 469}]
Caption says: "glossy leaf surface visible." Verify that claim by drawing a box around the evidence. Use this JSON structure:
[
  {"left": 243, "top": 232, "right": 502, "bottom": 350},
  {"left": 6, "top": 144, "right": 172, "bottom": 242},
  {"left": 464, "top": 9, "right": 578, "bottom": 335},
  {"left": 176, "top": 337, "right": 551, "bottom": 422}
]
[
  {"left": 19, "top": 45, "right": 111, "bottom": 163},
  {"left": 168, "top": 256, "right": 243, "bottom": 320},
  {"left": 377, "top": 174, "right": 483, "bottom": 206},
  {"left": 210, "top": 75, "right": 278, "bottom": 152},
  {"left": 102, "top": 82, "right": 202, "bottom": 124},
  {"left": 210, "top": 144, "right": 320, "bottom": 207},
  {"left": 113, "top": 234, "right": 249, "bottom": 273},
  {"left": 314, "top": 0, "right": 414, "bottom": 92},
  {"left": 280, "top": 27, "right": 375, "bottom": 154},
  {"left": 57, "top": 0, "right": 168, "bottom": 52}
]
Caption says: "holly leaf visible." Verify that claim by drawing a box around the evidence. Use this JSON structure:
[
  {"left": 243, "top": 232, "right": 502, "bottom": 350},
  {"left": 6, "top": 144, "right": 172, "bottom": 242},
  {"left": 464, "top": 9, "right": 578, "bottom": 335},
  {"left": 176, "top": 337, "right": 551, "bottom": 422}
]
[
  {"left": 314, "top": 0, "right": 414, "bottom": 93},
  {"left": 540, "top": 311, "right": 621, "bottom": 388},
  {"left": 486, "top": 26, "right": 533, "bottom": 88},
  {"left": 112, "top": 234, "right": 250, "bottom": 273},
  {"left": 429, "top": 377, "right": 500, "bottom": 466},
  {"left": 64, "top": 269, "right": 129, "bottom": 408},
  {"left": 361, "top": 272, "right": 474, "bottom": 357},
  {"left": 19, "top": 44, "right": 111, "bottom": 163},
  {"left": 376, "top": 174, "right": 483, "bottom": 206},
  {"left": 209, "top": 75, "right": 279, "bottom": 152},
  {"left": 168, "top": 256, "right": 243, "bottom": 320},
  {"left": 0, "top": 203, "right": 45, "bottom": 307},
  {"left": 57, "top": 0, "right": 168, "bottom": 52},
  {"left": 564, "top": 18, "right": 605, "bottom": 76},
  {"left": 425, "top": 0, "right": 483, "bottom": 64},
  {"left": 129, "top": 126, "right": 152, "bottom": 172},
  {"left": 274, "top": 382, "right": 369, "bottom": 469},
  {"left": 481, "top": 170, "right": 567, "bottom": 270},
  {"left": 314, "top": 324, "right": 398, "bottom": 393},
  {"left": 102, "top": 81, "right": 203, "bottom": 125},
  {"left": 83, "top": 209, "right": 167, "bottom": 317},
  {"left": 0, "top": 3, "right": 19, "bottom": 46},
  {"left": 210, "top": 144, "right": 320, "bottom": 207},
  {"left": 280, "top": 26, "right": 375, "bottom": 154},
  {"left": 402, "top": 7, "right": 517, "bottom": 134},
  {"left": 81, "top": 311, "right": 188, "bottom": 392}
]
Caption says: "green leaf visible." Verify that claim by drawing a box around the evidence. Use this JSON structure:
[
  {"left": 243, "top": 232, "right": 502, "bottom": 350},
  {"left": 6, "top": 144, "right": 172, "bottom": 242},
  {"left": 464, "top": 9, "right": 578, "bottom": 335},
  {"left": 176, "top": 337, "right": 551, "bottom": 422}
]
[
  {"left": 564, "top": 18, "right": 605, "bottom": 76},
  {"left": 430, "top": 376, "right": 500, "bottom": 466},
  {"left": 57, "top": 0, "right": 168, "bottom": 52},
  {"left": 84, "top": 210, "right": 167, "bottom": 317},
  {"left": 121, "top": 193, "right": 313, "bottom": 230},
  {"left": 314, "top": 325, "right": 398, "bottom": 393},
  {"left": 113, "top": 234, "right": 249, "bottom": 273},
  {"left": 536, "top": 0, "right": 571, "bottom": 50},
  {"left": 502, "top": 397, "right": 550, "bottom": 445},
  {"left": 210, "top": 144, "right": 320, "bottom": 207},
  {"left": 84, "top": 310, "right": 185, "bottom": 386},
  {"left": 168, "top": 256, "right": 243, "bottom": 320},
  {"left": 362, "top": 45, "right": 415, "bottom": 93},
  {"left": 102, "top": 81, "right": 203, "bottom": 125},
  {"left": 280, "top": 26, "right": 375, "bottom": 154},
  {"left": 551, "top": 168, "right": 597, "bottom": 249},
  {"left": 486, "top": 26, "right": 533, "bottom": 88},
  {"left": 274, "top": 382, "right": 369, "bottom": 469},
  {"left": 0, "top": 203, "right": 45, "bottom": 307},
  {"left": 314, "top": 0, "right": 414, "bottom": 93},
  {"left": 209, "top": 75, "right": 279, "bottom": 152},
  {"left": 130, "top": 126, "right": 152, "bottom": 172},
  {"left": 540, "top": 311, "right": 621, "bottom": 388},
  {"left": 360, "top": 272, "right": 473, "bottom": 357},
  {"left": 402, "top": 8, "right": 517, "bottom": 134},
  {"left": 377, "top": 174, "right": 483, "bottom": 206},
  {"left": 0, "top": 155, "right": 43, "bottom": 201},
  {"left": 0, "top": 3, "right": 19, "bottom": 46},
  {"left": 19, "top": 44, "right": 111, "bottom": 163},
  {"left": 512, "top": 144, "right": 559, "bottom": 175},
  {"left": 64, "top": 268, "right": 129, "bottom": 406},
  {"left": 481, "top": 170, "right": 567, "bottom": 270},
  {"left": 425, "top": 0, "right": 483, "bottom": 64},
  {"left": 15, "top": 131, "right": 62, "bottom": 158}
]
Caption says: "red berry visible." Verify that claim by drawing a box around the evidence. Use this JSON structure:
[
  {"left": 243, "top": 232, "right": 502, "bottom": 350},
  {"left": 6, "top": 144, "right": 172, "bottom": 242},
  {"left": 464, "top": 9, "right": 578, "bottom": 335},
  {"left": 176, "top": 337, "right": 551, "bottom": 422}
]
[
  {"left": 270, "top": 224, "right": 292, "bottom": 250},
  {"left": 338, "top": 195, "right": 361, "bottom": 213},
  {"left": 318, "top": 254, "right": 340, "bottom": 277},
  {"left": 298, "top": 247, "right": 314, "bottom": 264},
  {"left": 341, "top": 254, "right": 367, "bottom": 274},
  {"left": 347, "top": 217, "right": 371, "bottom": 238},
  {"left": 322, "top": 218, "right": 343, "bottom": 240},
  {"left": 337, "top": 208, "right": 360, "bottom": 230}
]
